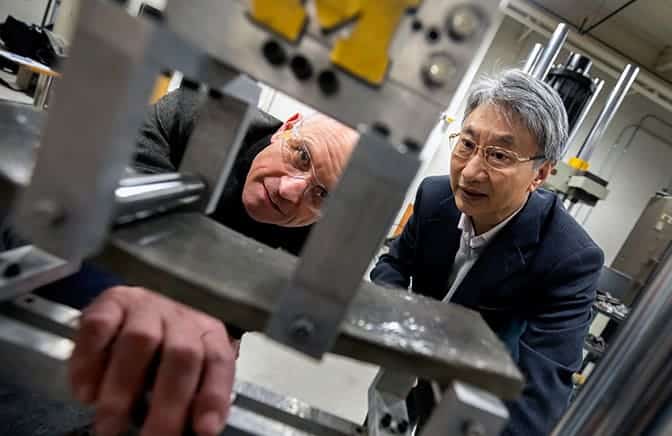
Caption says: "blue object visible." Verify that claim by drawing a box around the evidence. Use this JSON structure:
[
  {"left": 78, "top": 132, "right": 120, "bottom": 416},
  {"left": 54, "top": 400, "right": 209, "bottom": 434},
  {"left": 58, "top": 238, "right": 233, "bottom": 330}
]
[{"left": 371, "top": 176, "right": 603, "bottom": 436}]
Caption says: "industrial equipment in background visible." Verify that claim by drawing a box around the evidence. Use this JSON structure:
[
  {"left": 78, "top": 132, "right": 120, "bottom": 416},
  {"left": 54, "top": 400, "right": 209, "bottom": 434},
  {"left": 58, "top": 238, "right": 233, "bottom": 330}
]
[
  {"left": 0, "top": 1, "right": 523, "bottom": 435},
  {"left": 523, "top": 23, "right": 640, "bottom": 212}
]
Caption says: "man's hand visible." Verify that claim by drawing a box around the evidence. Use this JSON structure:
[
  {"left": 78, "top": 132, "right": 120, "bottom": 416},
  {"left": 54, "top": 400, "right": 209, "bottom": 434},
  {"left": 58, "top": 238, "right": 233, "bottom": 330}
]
[{"left": 69, "top": 286, "right": 238, "bottom": 436}]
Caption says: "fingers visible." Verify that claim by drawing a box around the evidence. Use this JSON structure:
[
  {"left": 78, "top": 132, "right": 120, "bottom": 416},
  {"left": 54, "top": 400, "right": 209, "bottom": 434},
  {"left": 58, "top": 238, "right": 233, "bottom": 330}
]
[
  {"left": 192, "top": 328, "right": 237, "bottom": 436},
  {"left": 94, "top": 307, "right": 163, "bottom": 436},
  {"left": 69, "top": 288, "right": 125, "bottom": 404},
  {"left": 141, "top": 319, "right": 205, "bottom": 436}
]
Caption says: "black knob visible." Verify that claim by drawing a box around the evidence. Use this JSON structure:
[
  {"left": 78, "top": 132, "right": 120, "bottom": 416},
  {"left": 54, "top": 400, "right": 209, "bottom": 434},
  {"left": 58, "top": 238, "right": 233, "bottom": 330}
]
[
  {"left": 318, "top": 70, "right": 339, "bottom": 95},
  {"left": 262, "top": 40, "right": 287, "bottom": 66},
  {"left": 290, "top": 55, "right": 314, "bottom": 81}
]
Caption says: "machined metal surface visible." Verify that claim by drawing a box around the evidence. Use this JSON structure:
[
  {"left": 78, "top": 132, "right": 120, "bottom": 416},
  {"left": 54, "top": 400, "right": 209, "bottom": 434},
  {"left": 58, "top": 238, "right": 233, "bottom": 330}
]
[
  {"left": 163, "top": 0, "right": 501, "bottom": 145},
  {"left": 530, "top": 23, "right": 568, "bottom": 80},
  {"left": 0, "top": 245, "right": 79, "bottom": 302},
  {"left": 522, "top": 43, "right": 544, "bottom": 74},
  {"left": 13, "top": 0, "right": 159, "bottom": 261},
  {"left": 576, "top": 64, "right": 640, "bottom": 162},
  {"left": 367, "top": 370, "right": 415, "bottom": 436},
  {"left": 552, "top": 246, "right": 672, "bottom": 436},
  {"left": 95, "top": 212, "right": 523, "bottom": 398},
  {"left": 178, "top": 89, "right": 258, "bottom": 215},
  {"left": 266, "top": 130, "right": 420, "bottom": 358},
  {"left": 115, "top": 173, "right": 206, "bottom": 224},
  {"left": 420, "top": 381, "right": 509, "bottom": 436}
]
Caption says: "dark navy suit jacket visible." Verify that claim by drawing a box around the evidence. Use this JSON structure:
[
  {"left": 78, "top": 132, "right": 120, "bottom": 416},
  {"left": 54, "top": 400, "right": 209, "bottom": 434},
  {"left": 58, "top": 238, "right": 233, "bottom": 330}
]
[{"left": 370, "top": 176, "right": 603, "bottom": 436}]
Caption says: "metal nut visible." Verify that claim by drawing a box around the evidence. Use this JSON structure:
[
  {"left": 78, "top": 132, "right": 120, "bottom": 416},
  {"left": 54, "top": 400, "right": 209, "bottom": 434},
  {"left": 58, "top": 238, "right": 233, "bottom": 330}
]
[
  {"left": 422, "top": 52, "right": 457, "bottom": 88},
  {"left": 463, "top": 420, "right": 486, "bottom": 436}
]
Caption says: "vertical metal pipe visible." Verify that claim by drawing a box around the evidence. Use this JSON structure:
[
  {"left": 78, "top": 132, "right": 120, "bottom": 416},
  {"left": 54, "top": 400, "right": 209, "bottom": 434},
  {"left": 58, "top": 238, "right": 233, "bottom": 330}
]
[
  {"left": 576, "top": 64, "right": 640, "bottom": 162},
  {"left": 530, "top": 23, "right": 568, "bottom": 80},
  {"left": 565, "top": 78, "right": 605, "bottom": 148},
  {"left": 522, "top": 43, "right": 544, "bottom": 74},
  {"left": 552, "top": 245, "right": 672, "bottom": 436}
]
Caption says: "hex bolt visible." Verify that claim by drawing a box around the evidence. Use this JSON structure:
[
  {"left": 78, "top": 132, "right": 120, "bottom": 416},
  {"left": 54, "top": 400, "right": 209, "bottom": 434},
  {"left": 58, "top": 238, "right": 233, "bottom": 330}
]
[
  {"left": 462, "top": 420, "right": 486, "bottom": 436},
  {"left": 422, "top": 52, "right": 458, "bottom": 88},
  {"left": 289, "top": 316, "right": 315, "bottom": 342}
]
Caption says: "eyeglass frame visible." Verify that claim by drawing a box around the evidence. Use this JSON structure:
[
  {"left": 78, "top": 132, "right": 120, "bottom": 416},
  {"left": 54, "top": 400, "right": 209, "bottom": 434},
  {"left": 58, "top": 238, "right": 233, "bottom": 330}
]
[
  {"left": 277, "top": 120, "right": 330, "bottom": 212},
  {"left": 448, "top": 132, "right": 546, "bottom": 170}
]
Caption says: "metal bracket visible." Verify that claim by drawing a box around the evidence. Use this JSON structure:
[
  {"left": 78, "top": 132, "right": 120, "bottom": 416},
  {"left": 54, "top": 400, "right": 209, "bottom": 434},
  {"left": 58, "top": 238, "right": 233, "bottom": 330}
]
[{"left": 265, "top": 130, "right": 420, "bottom": 358}]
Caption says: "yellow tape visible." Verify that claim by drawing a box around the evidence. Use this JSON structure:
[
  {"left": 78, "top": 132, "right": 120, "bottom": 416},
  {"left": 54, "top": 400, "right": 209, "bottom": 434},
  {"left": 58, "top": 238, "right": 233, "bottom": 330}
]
[
  {"left": 330, "top": 0, "right": 420, "bottom": 85},
  {"left": 149, "top": 73, "right": 171, "bottom": 105},
  {"left": 314, "top": 0, "right": 360, "bottom": 29},
  {"left": 250, "top": 0, "right": 306, "bottom": 42},
  {"left": 568, "top": 157, "right": 590, "bottom": 171}
]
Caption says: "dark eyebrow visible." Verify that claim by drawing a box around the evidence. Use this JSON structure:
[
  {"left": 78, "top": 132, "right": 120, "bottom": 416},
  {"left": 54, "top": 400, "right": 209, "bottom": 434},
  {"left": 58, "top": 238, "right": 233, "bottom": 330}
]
[{"left": 461, "top": 126, "right": 514, "bottom": 147}]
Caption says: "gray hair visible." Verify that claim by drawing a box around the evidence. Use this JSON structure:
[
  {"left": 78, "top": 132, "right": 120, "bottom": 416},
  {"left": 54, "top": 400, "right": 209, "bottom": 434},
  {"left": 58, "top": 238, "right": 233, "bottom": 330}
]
[{"left": 463, "top": 69, "right": 569, "bottom": 163}]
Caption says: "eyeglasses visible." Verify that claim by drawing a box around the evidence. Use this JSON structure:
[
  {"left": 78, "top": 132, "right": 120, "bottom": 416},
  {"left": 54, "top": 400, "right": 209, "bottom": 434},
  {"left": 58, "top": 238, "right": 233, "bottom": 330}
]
[
  {"left": 448, "top": 133, "right": 546, "bottom": 171},
  {"left": 279, "top": 121, "right": 329, "bottom": 212}
]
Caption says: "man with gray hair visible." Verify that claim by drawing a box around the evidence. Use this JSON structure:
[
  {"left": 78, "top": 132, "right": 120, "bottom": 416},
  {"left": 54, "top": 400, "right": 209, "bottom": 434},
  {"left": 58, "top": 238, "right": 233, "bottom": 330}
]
[{"left": 371, "top": 69, "right": 603, "bottom": 435}]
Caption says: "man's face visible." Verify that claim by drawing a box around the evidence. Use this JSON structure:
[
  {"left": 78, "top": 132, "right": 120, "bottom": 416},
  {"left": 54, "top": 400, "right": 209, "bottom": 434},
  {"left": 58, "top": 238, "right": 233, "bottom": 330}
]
[
  {"left": 450, "top": 104, "right": 552, "bottom": 231},
  {"left": 242, "top": 113, "right": 359, "bottom": 227}
]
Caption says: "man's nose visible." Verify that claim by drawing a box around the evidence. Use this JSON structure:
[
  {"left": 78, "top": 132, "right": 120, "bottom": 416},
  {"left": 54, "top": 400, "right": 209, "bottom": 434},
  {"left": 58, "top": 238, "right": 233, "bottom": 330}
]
[
  {"left": 460, "top": 152, "right": 488, "bottom": 182},
  {"left": 278, "top": 176, "right": 308, "bottom": 204}
]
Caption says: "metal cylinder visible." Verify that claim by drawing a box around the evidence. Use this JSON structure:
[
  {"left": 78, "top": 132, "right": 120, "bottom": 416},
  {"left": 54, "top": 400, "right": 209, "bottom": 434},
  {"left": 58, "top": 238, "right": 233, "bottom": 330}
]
[
  {"left": 565, "top": 78, "right": 604, "bottom": 148},
  {"left": 551, "top": 245, "right": 672, "bottom": 436},
  {"left": 522, "top": 43, "right": 544, "bottom": 74},
  {"left": 530, "top": 23, "right": 568, "bottom": 80},
  {"left": 114, "top": 173, "right": 206, "bottom": 223},
  {"left": 576, "top": 64, "right": 639, "bottom": 162}
]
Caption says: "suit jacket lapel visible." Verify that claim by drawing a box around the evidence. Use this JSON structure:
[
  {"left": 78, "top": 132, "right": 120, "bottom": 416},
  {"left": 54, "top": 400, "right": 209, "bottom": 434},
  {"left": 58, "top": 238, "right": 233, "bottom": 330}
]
[{"left": 450, "top": 192, "right": 548, "bottom": 307}]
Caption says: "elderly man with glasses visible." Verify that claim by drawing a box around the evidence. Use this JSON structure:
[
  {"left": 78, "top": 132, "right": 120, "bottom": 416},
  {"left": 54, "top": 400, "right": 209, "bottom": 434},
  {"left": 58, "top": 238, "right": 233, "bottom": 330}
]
[
  {"left": 1, "top": 88, "right": 359, "bottom": 436},
  {"left": 371, "top": 69, "right": 604, "bottom": 436}
]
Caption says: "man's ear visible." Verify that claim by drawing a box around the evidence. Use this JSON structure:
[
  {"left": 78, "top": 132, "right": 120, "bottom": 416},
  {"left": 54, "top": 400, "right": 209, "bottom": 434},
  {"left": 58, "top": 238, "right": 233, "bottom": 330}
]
[
  {"left": 271, "top": 113, "right": 303, "bottom": 141},
  {"left": 529, "top": 161, "right": 553, "bottom": 192}
]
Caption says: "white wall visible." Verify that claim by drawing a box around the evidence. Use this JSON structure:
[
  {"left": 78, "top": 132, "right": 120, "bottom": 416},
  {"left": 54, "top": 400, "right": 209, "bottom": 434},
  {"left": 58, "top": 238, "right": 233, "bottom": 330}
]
[{"left": 1, "top": 0, "right": 50, "bottom": 26}]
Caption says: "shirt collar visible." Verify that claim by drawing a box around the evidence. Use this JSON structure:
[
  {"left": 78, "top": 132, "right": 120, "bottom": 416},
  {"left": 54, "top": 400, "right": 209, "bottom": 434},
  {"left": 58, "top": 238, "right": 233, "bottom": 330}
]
[{"left": 458, "top": 205, "right": 525, "bottom": 250}]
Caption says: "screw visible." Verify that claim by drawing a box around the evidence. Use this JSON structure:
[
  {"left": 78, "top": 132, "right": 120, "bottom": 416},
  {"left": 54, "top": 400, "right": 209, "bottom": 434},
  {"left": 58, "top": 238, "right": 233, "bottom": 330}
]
[
  {"left": 411, "top": 19, "right": 423, "bottom": 31},
  {"left": 462, "top": 421, "right": 486, "bottom": 436},
  {"left": 262, "top": 40, "right": 287, "bottom": 66},
  {"left": 290, "top": 55, "right": 313, "bottom": 81},
  {"left": 289, "top": 316, "right": 315, "bottom": 342},
  {"left": 317, "top": 70, "right": 339, "bottom": 95},
  {"left": 448, "top": 6, "right": 481, "bottom": 40},
  {"left": 3, "top": 263, "right": 21, "bottom": 278},
  {"left": 33, "top": 199, "right": 65, "bottom": 227}
]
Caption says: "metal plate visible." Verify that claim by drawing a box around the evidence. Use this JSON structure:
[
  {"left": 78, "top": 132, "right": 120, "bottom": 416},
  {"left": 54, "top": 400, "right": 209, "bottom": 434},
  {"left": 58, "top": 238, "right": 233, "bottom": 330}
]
[
  {"left": 266, "top": 131, "right": 420, "bottom": 357},
  {"left": 0, "top": 246, "right": 79, "bottom": 302},
  {"left": 95, "top": 213, "right": 523, "bottom": 398},
  {"left": 164, "top": 0, "right": 446, "bottom": 144},
  {"left": 14, "top": 0, "right": 159, "bottom": 261}
]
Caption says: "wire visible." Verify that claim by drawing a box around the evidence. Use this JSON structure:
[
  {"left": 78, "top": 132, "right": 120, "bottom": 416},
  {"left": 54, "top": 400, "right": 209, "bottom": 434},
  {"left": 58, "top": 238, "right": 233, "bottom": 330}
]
[{"left": 580, "top": 0, "right": 639, "bottom": 34}]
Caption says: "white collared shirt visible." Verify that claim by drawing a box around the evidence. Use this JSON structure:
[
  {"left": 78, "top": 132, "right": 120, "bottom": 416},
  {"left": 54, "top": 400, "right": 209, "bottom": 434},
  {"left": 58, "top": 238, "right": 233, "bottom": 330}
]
[{"left": 442, "top": 206, "right": 524, "bottom": 302}]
